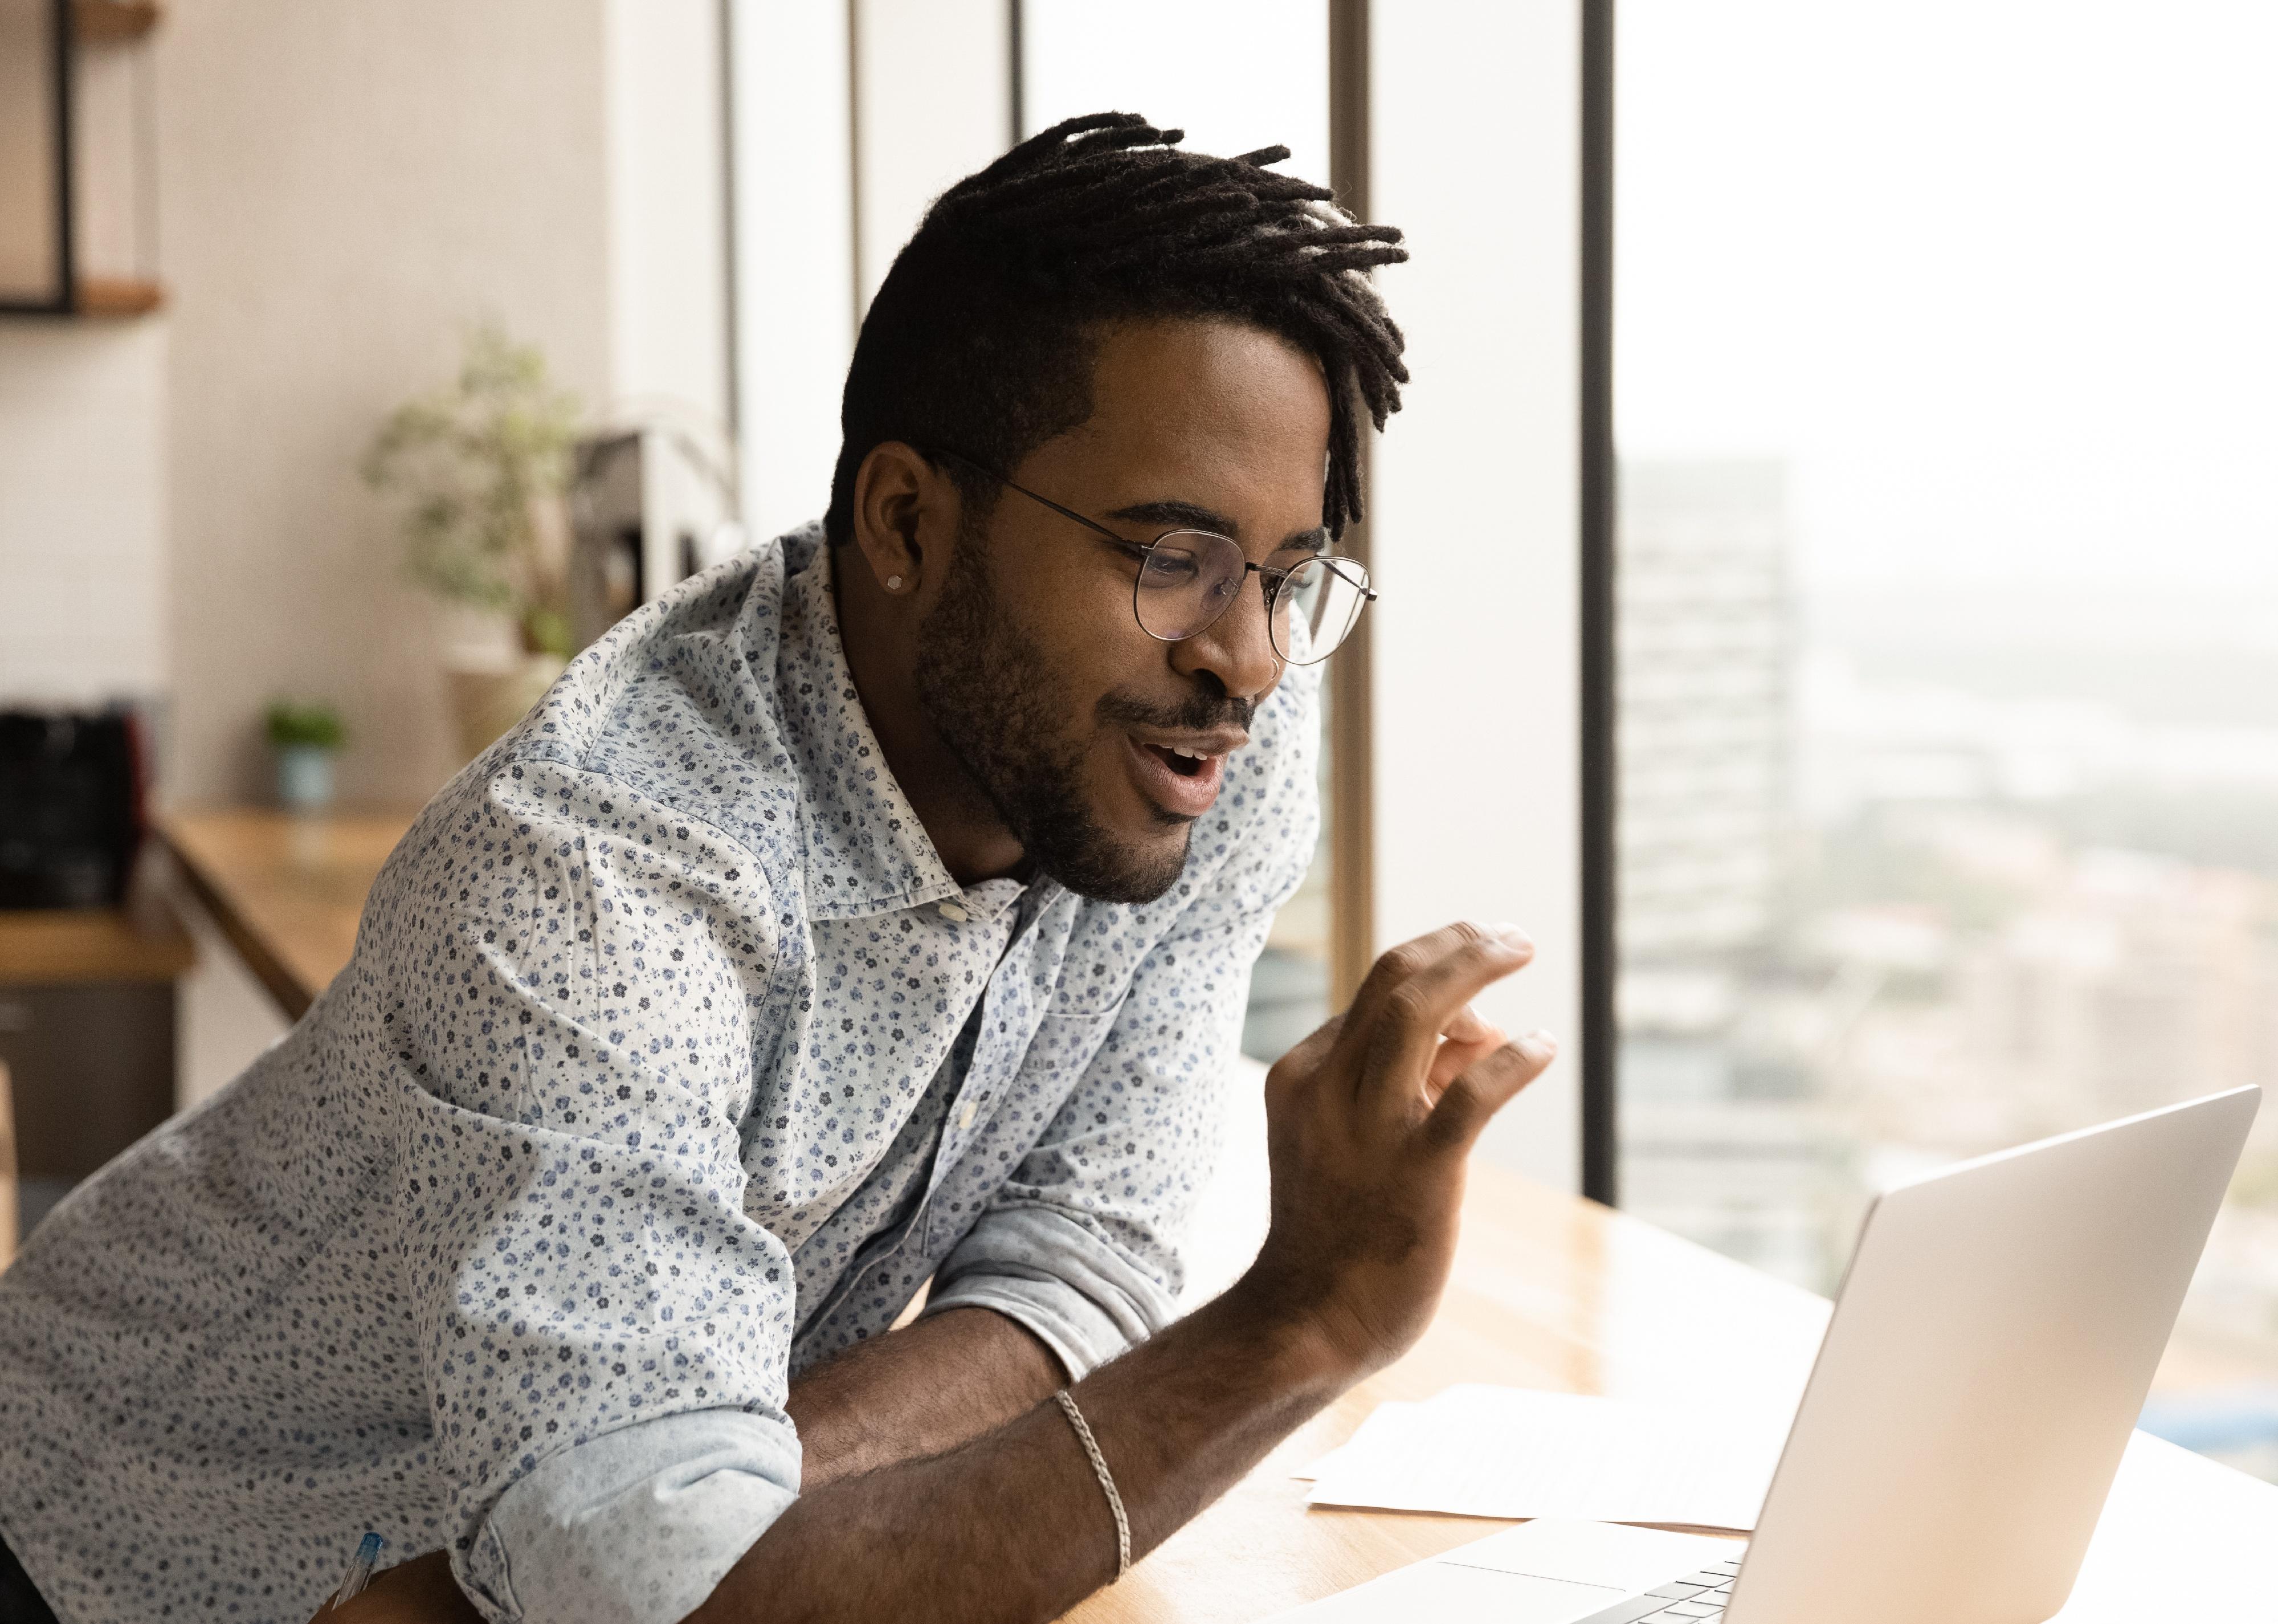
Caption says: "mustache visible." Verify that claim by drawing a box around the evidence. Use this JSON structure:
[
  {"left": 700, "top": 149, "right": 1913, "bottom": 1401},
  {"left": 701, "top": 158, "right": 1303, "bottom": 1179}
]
[{"left": 1095, "top": 687, "right": 1255, "bottom": 737}]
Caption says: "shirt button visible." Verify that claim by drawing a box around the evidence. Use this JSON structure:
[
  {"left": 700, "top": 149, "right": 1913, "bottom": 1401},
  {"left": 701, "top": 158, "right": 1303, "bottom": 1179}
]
[
  {"left": 937, "top": 901, "right": 969, "bottom": 923},
  {"left": 958, "top": 1100, "right": 978, "bottom": 1131}
]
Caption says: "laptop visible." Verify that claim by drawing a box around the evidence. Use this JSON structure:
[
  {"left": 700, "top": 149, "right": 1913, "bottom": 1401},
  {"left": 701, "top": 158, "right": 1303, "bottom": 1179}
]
[{"left": 1271, "top": 1085, "right": 2261, "bottom": 1624}]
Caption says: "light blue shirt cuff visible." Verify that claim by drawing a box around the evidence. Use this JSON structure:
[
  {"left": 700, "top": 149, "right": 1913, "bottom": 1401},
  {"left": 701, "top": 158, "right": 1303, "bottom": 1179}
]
[
  {"left": 459, "top": 1407, "right": 802, "bottom": 1624},
  {"left": 923, "top": 1204, "right": 1179, "bottom": 1380}
]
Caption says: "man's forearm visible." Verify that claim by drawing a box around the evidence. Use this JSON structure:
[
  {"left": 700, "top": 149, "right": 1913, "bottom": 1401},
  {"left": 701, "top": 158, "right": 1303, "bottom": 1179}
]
[
  {"left": 693, "top": 1282, "right": 1348, "bottom": 1624},
  {"left": 787, "top": 1306, "right": 1065, "bottom": 1489},
  {"left": 324, "top": 1308, "right": 1068, "bottom": 1624}
]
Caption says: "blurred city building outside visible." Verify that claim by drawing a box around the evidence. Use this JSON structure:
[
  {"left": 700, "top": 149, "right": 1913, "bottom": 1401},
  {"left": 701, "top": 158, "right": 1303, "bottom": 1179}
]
[
  {"left": 1616, "top": 455, "right": 2278, "bottom": 1474},
  {"left": 1615, "top": 457, "right": 1857, "bottom": 1288}
]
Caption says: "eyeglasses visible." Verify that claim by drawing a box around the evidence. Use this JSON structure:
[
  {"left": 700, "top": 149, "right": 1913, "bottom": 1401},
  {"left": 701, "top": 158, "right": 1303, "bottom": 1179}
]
[{"left": 926, "top": 448, "right": 1377, "bottom": 666}]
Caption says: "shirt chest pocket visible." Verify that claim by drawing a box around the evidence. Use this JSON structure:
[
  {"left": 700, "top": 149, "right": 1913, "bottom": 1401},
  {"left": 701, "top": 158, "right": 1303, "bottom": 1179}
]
[
  {"left": 921, "top": 1003, "right": 1121, "bottom": 1252},
  {"left": 994, "top": 1002, "right": 1121, "bottom": 1136}
]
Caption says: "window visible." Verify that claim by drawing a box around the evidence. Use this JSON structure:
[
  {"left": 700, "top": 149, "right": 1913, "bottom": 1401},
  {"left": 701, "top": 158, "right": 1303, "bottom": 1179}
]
[{"left": 1614, "top": 1, "right": 2278, "bottom": 1478}]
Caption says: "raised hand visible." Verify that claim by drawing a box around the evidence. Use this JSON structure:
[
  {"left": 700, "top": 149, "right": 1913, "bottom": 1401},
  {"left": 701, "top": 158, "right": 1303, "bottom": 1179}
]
[{"left": 1236, "top": 921, "right": 1556, "bottom": 1378}]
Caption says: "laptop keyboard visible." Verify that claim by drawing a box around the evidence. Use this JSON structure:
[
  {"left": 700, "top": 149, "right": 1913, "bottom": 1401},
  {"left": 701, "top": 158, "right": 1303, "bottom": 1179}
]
[{"left": 1569, "top": 1555, "right": 1746, "bottom": 1623}]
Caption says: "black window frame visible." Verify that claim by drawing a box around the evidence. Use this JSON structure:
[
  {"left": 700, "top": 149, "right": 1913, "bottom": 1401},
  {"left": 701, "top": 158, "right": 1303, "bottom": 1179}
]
[{"left": 1579, "top": 0, "right": 1618, "bottom": 1205}]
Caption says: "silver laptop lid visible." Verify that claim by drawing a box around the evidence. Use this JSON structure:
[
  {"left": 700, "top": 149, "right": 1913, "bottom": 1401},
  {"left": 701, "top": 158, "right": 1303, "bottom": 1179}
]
[{"left": 1727, "top": 1085, "right": 2260, "bottom": 1624}]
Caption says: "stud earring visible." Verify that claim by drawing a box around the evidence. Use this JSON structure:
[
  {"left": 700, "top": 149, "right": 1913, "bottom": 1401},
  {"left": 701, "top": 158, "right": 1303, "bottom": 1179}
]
[{"left": 886, "top": 574, "right": 904, "bottom": 591}]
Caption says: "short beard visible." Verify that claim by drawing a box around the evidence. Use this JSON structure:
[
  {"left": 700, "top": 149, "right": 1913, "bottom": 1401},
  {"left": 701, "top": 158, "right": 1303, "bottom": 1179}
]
[{"left": 912, "top": 528, "right": 1191, "bottom": 905}]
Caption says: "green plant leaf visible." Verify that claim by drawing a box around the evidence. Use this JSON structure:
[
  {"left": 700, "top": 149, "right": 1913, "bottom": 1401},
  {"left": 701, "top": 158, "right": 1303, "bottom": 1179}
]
[
  {"left": 362, "top": 322, "right": 584, "bottom": 636},
  {"left": 266, "top": 700, "right": 347, "bottom": 749}
]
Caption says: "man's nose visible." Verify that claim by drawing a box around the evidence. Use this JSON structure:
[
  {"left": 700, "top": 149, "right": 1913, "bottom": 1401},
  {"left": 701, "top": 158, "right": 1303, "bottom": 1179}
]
[{"left": 1170, "top": 576, "right": 1282, "bottom": 703}]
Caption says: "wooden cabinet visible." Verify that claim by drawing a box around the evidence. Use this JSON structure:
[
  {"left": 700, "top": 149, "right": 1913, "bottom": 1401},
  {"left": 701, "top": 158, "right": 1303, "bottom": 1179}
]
[{"left": 0, "top": 903, "right": 191, "bottom": 1213}]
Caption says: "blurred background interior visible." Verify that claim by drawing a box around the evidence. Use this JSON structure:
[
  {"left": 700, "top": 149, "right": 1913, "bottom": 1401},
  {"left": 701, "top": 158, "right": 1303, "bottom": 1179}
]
[{"left": 2, "top": 0, "right": 2275, "bottom": 1482}]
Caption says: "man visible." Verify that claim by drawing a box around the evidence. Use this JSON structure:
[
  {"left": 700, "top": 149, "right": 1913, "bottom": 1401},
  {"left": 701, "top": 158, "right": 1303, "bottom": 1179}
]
[{"left": 0, "top": 115, "right": 1554, "bottom": 1624}]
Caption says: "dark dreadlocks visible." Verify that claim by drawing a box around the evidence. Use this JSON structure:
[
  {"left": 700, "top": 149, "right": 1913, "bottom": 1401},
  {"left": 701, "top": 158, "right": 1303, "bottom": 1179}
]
[{"left": 824, "top": 112, "right": 1409, "bottom": 546}]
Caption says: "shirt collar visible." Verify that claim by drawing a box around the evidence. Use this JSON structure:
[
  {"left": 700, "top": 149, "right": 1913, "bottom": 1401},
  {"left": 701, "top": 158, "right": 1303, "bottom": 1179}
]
[{"left": 772, "top": 533, "right": 981, "bottom": 920}]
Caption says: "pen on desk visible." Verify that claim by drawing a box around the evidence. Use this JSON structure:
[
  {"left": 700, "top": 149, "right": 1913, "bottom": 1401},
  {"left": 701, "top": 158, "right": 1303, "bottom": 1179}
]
[{"left": 332, "top": 1532, "right": 386, "bottom": 1609}]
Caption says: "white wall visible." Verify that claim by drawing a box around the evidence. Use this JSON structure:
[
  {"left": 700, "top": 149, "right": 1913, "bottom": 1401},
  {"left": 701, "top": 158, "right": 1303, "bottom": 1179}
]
[
  {"left": 604, "top": 0, "right": 730, "bottom": 426},
  {"left": 854, "top": 0, "right": 1010, "bottom": 312},
  {"left": 0, "top": 321, "right": 168, "bottom": 709},
  {"left": 1371, "top": 0, "right": 1583, "bottom": 1190},
  {"left": 604, "top": 0, "right": 734, "bottom": 595},
  {"left": 156, "top": 0, "right": 616, "bottom": 808},
  {"left": 725, "top": 0, "right": 1008, "bottom": 542},
  {"left": 728, "top": 0, "right": 856, "bottom": 542}
]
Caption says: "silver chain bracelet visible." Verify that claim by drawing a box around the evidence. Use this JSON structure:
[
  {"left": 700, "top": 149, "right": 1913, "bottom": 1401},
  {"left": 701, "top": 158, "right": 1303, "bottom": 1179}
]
[{"left": 1054, "top": 1388, "right": 1132, "bottom": 1580}]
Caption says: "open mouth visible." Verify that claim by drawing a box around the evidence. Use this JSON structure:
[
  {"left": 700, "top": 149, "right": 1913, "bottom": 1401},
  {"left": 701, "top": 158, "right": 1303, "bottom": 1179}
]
[{"left": 1124, "top": 734, "right": 1228, "bottom": 819}]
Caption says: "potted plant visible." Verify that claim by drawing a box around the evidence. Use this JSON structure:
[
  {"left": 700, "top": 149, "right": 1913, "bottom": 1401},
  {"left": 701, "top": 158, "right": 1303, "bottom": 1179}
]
[
  {"left": 362, "top": 324, "right": 583, "bottom": 762},
  {"left": 266, "top": 701, "right": 346, "bottom": 813}
]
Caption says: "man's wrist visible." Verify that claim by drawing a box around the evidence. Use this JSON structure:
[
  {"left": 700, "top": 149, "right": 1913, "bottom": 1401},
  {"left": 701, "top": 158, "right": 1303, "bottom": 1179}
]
[{"left": 1207, "top": 1267, "right": 1369, "bottom": 1401}]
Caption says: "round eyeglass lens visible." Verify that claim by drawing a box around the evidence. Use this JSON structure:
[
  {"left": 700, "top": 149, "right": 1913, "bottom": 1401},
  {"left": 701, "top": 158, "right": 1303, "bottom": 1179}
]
[
  {"left": 1133, "top": 531, "right": 1248, "bottom": 642},
  {"left": 1273, "top": 556, "right": 1369, "bottom": 664}
]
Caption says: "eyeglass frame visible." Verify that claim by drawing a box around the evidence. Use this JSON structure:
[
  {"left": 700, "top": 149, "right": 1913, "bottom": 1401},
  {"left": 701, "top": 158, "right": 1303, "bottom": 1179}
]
[{"left": 919, "top": 445, "right": 1378, "bottom": 663}]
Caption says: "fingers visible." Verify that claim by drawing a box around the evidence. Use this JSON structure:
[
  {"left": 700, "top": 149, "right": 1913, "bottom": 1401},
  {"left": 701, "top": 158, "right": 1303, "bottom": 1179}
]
[
  {"left": 1425, "top": 1003, "right": 1507, "bottom": 1099},
  {"left": 1347, "top": 922, "right": 1534, "bottom": 1113},
  {"left": 1424, "top": 1030, "right": 1558, "bottom": 1153},
  {"left": 1348, "top": 922, "right": 1530, "bottom": 1037},
  {"left": 1441, "top": 1002, "right": 1499, "bottom": 1047}
]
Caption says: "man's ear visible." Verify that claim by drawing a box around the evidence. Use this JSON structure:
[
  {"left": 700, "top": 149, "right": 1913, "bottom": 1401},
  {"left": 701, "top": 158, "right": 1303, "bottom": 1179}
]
[{"left": 849, "top": 442, "right": 956, "bottom": 600}]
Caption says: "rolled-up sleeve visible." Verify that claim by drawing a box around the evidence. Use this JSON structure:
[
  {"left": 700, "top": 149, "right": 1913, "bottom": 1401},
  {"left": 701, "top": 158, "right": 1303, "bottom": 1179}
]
[
  {"left": 925, "top": 663, "right": 1322, "bottom": 1377},
  {"left": 373, "top": 760, "right": 797, "bottom": 1624},
  {"left": 472, "top": 1410, "right": 798, "bottom": 1624}
]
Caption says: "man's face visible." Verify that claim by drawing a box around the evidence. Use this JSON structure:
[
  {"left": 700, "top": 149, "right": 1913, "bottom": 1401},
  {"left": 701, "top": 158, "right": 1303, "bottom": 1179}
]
[{"left": 915, "top": 317, "right": 1332, "bottom": 904}]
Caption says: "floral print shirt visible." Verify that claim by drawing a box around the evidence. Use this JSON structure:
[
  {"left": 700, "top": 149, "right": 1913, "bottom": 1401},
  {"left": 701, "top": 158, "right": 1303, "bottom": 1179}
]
[{"left": 0, "top": 524, "right": 1319, "bottom": 1624}]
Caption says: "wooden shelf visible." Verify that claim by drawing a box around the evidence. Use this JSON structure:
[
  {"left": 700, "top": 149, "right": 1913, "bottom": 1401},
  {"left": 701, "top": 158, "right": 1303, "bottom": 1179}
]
[
  {"left": 74, "top": 276, "right": 165, "bottom": 317},
  {"left": 73, "top": 0, "right": 161, "bottom": 44}
]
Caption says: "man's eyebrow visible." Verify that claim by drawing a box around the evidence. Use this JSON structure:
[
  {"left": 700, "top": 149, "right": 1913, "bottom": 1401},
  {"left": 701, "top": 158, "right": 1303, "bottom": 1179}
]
[
  {"left": 1105, "top": 498, "right": 1240, "bottom": 535},
  {"left": 1104, "top": 500, "right": 1331, "bottom": 556}
]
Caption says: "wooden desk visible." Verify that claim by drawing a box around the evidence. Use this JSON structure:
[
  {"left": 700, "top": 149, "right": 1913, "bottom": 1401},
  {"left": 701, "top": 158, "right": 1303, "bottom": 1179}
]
[
  {"left": 0, "top": 901, "right": 195, "bottom": 985},
  {"left": 1066, "top": 1168, "right": 2278, "bottom": 1622},
  {"left": 161, "top": 807, "right": 414, "bottom": 1019}
]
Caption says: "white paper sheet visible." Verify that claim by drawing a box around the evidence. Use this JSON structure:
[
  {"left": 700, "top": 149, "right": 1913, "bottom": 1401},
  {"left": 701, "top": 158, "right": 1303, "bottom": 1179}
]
[
  {"left": 1291, "top": 1400, "right": 1419, "bottom": 1481},
  {"left": 1304, "top": 1385, "right": 1785, "bottom": 1531}
]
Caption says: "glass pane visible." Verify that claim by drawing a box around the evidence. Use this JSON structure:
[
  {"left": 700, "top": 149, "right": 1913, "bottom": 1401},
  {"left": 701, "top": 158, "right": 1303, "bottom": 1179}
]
[
  {"left": 1616, "top": 1, "right": 2278, "bottom": 1479},
  {"left": 1283, "top": 558, "right": 1365, "bottom": 663},
  {"left": 0, "top": 0, "right": 64, "bottom": 305},
  {"left": 1021, "top": 0, "right": 1329, "bottom": 192},
  {"left": 1021, "top": 0, "right": 1335, "bottom": 1062}
]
